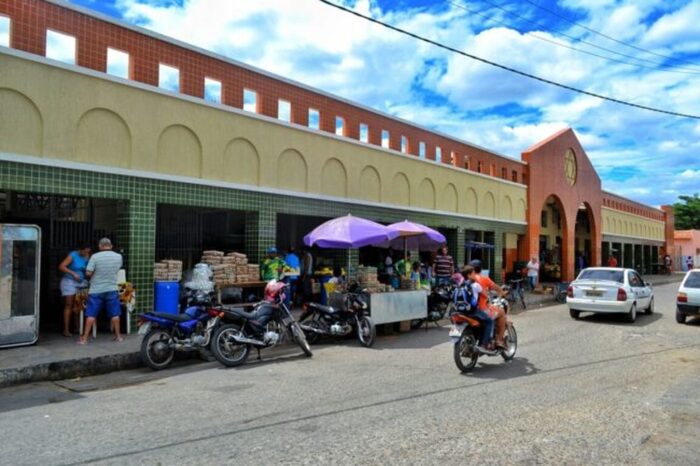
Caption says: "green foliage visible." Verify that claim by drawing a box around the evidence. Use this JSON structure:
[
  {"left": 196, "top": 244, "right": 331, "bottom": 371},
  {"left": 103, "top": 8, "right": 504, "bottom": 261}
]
[{"left": 673, "top": 194, "right": 700, "bottom": 230}]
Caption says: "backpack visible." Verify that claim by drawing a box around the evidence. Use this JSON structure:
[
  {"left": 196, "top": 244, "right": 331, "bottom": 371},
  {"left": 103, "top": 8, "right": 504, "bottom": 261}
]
[{"left": 452, "top": 283, "right": 477, "bottom": 314}]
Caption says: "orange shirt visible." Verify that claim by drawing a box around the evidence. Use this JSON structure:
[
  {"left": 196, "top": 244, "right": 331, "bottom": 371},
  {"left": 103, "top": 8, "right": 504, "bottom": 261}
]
[{"left": 474, "top": 274, "right": 498, "bottom": 310}]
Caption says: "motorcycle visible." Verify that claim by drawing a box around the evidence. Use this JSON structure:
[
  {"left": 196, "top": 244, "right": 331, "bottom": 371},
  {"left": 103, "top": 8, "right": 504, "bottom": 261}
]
[
  {"left": 448, "top": 287, "right": 518, "bottom": 373},
  {"left": 210, "top": 281, "right": 312, "bottom": 367},
  {"left": 299, "top": 287, "right": 376, "bottom": 347},
  {"left": 412, "top": 282, "right": 452, "bottom": 329},
  {"left": 138, "top": 288, "right": 223, "bottom": 370}
]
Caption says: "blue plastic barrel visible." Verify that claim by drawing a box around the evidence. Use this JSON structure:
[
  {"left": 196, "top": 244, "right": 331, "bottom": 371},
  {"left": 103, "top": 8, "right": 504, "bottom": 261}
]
[
  {"left": 319, "top": 276, "right": 332, "bottom": 305},
  {"left": 154, "top": 281, "right": 180, "bottom": 314}
]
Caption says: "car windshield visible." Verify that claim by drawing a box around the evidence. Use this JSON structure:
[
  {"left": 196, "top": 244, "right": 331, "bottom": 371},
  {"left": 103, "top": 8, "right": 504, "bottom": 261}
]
[
  {"left": 684, "top": 272, "right": 700, "bottom": 289},
  {"left": 578, "top": 269, "right": 624, "bottom": 283}
]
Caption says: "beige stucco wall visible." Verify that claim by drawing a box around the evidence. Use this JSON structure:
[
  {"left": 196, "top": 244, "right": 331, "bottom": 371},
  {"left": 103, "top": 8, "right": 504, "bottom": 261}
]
[
  {"left": 601, "top": 207, "right": 665, "bottom": 241},
  {"left": 0, "top": 51, "right": 527, "bottom": 222}
]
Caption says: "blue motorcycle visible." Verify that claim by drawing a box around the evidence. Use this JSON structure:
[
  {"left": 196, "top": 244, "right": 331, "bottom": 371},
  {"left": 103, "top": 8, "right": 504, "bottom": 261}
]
[{"left": 138, "top": 290, "right": 223, "bottom": 370}]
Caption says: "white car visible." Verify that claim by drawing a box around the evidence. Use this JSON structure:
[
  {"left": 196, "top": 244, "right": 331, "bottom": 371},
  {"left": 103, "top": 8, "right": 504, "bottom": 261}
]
[
  {"left": 676, "top": 269, "right": 700, "bottom": 324},
  {"left": 566, "top": 267, "right": 654, "bottom": 323}
]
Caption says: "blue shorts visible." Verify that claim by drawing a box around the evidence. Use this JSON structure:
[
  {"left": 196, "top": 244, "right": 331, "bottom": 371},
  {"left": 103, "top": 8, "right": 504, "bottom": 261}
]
[{"left": 85, "top": 291, "right": 121, "bottom": 319}]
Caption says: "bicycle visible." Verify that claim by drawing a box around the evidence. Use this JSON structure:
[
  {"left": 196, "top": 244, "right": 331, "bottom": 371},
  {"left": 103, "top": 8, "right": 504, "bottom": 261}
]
[{"left": 504, "top": 278, "right": 527, "bottom": 310}]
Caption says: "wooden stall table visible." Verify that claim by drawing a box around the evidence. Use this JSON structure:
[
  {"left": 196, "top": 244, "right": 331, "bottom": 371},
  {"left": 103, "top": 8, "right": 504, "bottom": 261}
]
[{"left": 217, "top": 281, "right": 268, "bottom": 303}]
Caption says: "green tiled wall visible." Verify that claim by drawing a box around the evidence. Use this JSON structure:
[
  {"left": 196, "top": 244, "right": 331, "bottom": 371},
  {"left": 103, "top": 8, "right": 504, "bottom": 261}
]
[{"left": 0, "top": 160, "right": 525, "bottom": 330}]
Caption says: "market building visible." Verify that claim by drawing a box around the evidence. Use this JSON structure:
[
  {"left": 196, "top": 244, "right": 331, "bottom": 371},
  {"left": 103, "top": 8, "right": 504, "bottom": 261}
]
[{"left": 0, "top": 0, "right": 674, "bottom": 336}]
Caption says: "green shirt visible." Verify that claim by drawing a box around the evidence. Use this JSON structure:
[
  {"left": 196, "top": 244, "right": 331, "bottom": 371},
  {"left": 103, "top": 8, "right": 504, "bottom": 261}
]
[{"left": 261, "top": 257, "right": 287, "bottom": 281}]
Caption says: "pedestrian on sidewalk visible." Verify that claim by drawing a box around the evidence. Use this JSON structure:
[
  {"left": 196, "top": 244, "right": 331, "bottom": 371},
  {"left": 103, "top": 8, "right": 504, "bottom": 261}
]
[
  {"left": 687, "top": 255, "right": 694, "bottom": 271},
  {"left": 526, "top": 256, "right": 540, "bottom": 291},
  {"left": 58, "top": 242, "right": 92, "bottom": 337},
  {"left": 78, "top": 238, "right": 123, "bottom": 345},
  {"left": 607, "top": 254, "right": 618, "bottom": 267}
]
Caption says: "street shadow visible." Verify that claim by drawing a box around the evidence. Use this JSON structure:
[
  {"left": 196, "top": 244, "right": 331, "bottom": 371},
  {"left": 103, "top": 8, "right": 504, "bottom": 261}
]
[
  {"left": 682, "top": 316, "right": 700, "bottom": 326},
  {"left": 578, "top": 311, "right": 663, "bottom": 327},
  {"left": 369, "top": 325, "right": 450, "bottom": 350},
  {"left": 461, "top": 356, "right": 540, "bottom": 380},
  {"left": 215, "top": 345, "right": 317, "bottom": 371},
  {"left": 0, "top": 383, "right": 84, "bottom": 413}
]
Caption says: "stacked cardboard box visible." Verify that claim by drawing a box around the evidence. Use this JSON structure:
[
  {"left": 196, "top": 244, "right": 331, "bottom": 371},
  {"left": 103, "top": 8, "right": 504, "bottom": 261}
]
[
  {"left": 201, "top": 250, "right": 225, "bottom": 266},
  {"left": 235, "top": 264, "right": 260, "bottom": 283},
  {"left": 154, "top": 260, "right": 183, "bottom": 281},
  {"left": 226, "top": 252, "right": 248, "bottom": 265},
  {"left": 357, "top": 266, "right": 379, "bottom": 287}
]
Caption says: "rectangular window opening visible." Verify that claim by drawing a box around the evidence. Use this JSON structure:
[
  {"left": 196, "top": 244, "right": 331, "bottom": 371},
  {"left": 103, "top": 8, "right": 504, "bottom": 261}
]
[
  {"left": 419, "top": 142, "right": 426, "bottom": 159},
  {"left": 0, "top": 16, "right": 10, "bottom": 48},
  {"left": 435, "top": 146, "right": 442, "bottom": 163},
  {"left": 464, "top": 157, "right": 470, "bottom": 170},
  {"left": 512, "top": 170, "right": 518, "bottom": 183},
  {"left": 449, "top": 151, "right": 456, "bottom": 165},
  {"left": 243, "top": 89, "right": 258, "bottom": 113},
  {"left": 335, "top": 116, "right": 345, "bottom": 136},
  {"left": 46, "top": 29, "right": 76, "bottom": 65},
  {"left": 308, "top": 108, "right": 320, "bottom": 130},
  {"left": 204, "top": 77, "right": 222, "bottom": 103},
  {"left": 477, "top": 161, "right": 483, "bottom": 173},
  {"left": 278, "top": 99, "right": 291, "bottom": 122},
  {"left": 400, "top": 136, "right": 408, "bottom": 154},
  {"left": 359, "top": 123, "right": 369, "bottom": 143},
  {"left": 501, "top": 167, "right": 508, "bottom": 179},
  {"left": 106, "top": 47, "right": 129, "bottom": 79},
  {"left": 381, "top": 130, "right": 390, "bottom": 149},
  {"left": 158, "top": 63, "right": 180, "bottom": 92}
]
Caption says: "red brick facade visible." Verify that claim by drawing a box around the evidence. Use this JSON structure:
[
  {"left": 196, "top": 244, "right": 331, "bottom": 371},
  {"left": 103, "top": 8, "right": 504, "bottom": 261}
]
[{"left": 0, "top": 0, "right": 524, "bottom": 181}]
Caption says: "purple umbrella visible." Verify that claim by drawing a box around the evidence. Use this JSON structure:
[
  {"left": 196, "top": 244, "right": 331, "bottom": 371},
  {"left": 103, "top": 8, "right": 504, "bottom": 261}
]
[
  {"left": 375, "top": 220, "right": 446, "bottom": 278},
  {"left": 303, "top": 214, "right": 399, "bottom": 248}
]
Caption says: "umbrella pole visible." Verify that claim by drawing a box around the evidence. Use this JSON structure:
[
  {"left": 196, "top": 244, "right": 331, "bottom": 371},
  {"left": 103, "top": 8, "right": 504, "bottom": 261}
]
[{"left": 404, "top": 237, "right": 409, "bottom": 279}]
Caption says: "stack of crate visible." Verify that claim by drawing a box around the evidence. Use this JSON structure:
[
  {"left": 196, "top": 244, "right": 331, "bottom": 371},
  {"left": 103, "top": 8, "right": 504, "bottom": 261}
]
[
  {"left": 154, "top": 260, "right": 183, "bottom": 281},
  {"left": 357, "top": 266, "right": 379, "bottom": 287}
]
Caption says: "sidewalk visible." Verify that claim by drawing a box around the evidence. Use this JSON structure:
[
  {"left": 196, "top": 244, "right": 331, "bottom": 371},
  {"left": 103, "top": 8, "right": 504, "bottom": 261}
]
[
  {"left": 523, "top": 273, "right": 684, "bottom": 310},
  {"left": 0, "top": 334, "right": 142, "bottom": 388}
]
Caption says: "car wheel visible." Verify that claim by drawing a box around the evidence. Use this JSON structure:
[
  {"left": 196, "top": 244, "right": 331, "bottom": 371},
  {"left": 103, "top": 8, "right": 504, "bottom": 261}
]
[
  {"left": 645, "top": 298, "right": 654, "bottom": 315},
  {"left": 676, "top": 309, "right": 686, "bottom": 324},
  {"left": 626, "top": 304, "right": 637, "bottom": 323},
  {"left": 569, "top": 309, "right": 580, "bottom": 320}
]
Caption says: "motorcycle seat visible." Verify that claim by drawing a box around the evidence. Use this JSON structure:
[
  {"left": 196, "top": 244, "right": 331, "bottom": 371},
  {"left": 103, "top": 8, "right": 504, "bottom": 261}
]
[
  {"left": 150, "top": 312, "right": 194, "bottom": 322},
  {"left": 223, "top": 306, "right": 258, "bottom": 320},
  {"left": 308, "top": 302, "right": 338, "bottom": 315}
]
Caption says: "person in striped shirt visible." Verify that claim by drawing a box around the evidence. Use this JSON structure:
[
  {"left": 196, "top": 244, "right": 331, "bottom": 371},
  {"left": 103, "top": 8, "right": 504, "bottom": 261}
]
[{"left": 432, "top": 245, "right": 454, "bottom": 286}]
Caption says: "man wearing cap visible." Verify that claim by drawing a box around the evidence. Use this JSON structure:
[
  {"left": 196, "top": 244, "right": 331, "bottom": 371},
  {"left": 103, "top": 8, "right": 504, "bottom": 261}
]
[
  {"left": 78, "top": 238, "right": 123, "bottom": 344},
  {"left": 261, "top": 247, "right": 287, "bottom": 281}
]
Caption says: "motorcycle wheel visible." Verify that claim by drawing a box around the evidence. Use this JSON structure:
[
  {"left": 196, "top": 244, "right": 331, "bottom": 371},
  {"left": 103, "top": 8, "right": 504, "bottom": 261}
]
[
  {"left": 501, "top": 324, "right": 518, "bottom": 361},
  {"left": 290, "top": 322, "right": 313, "bottom": 357},
  {"left": 303, "top": 319, "right": 322, "bottom": 345},
  {"left": 211, "top": 324, "right": 250, "bottom": 367},
  {"left": 140, "top": 328, "right": 175, "bottom": 370},
  {"left": 357, "top": 316, "right": 376, "bottom": 348},
  {"left": 410, "top": 319, "right": 426, "bottom": 330},
  {"left": 453, "top": 328, "right": 479, "bottom": 373}
]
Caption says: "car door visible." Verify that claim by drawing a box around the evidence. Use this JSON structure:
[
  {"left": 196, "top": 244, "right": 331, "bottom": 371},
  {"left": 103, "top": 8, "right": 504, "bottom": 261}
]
[{"left": 628, "top": 271, "right": 649, "bottom": 308}]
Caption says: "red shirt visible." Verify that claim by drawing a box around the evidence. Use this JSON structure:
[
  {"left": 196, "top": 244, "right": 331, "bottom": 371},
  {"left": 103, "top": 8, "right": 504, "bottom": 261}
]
[{"left": 607, "top": 257, "right": 618, "bottom": 267}]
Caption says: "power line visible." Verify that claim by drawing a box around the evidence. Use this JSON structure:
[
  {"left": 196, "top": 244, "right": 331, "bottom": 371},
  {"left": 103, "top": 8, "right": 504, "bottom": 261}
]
[
  {"left": 520, "top": 0, "right": 700, "bottom": 69},
  {"left": 317, "top": 0, "right": 700, "bottom": 120},
  {"left": 469, "top": 0, "right": 700, "bottom": 74},
  {"left": 447, "top": 0, "right": 700, "bottom": 76}
]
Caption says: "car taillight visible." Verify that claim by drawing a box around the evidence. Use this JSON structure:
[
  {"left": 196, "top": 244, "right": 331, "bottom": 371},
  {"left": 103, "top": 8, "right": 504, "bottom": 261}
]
[
  {"left": 617, "top": 288, "right": 627, "bottom": 301},
  {"left": 678, "top": 292, "right": 688, "bottom": 303},
  {"left": 566, "top": 286, "right": 573, "bottom": 298}
]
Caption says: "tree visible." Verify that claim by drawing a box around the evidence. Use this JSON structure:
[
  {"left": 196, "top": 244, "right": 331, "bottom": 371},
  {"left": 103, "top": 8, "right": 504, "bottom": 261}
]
[{"left": 673, "top": 194, "right": 700, "bottom": 230}]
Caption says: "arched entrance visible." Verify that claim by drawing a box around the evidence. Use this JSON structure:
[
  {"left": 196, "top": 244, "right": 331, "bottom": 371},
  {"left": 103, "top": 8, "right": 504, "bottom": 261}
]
[
  {"left": 574, "top": 202, "right": 597, "bottom": 275},
  {"left": 536, "top": 195, "right": 570, "bottom": 283}
]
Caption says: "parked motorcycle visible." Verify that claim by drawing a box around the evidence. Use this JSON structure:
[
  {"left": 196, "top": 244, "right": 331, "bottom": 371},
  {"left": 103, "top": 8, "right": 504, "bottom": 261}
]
[
  {"left": 299, "top": 288, "right": 376, "bottom": 347},
  {"left": 449, "top": 292, "right": 518, "bottom": 373},
  {"left": 210, "top": 281, "right": 312, "bottom": 367},
  {"left": 412, "top": 283, "right": 453, "bottom": 329},
  {"left": 138, "top": 289, "right": 222, "bottom": 370}
]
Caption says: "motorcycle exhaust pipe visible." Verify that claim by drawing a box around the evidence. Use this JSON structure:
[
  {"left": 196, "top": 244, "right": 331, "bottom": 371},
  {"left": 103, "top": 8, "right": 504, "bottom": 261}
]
[
  {"left": 299, "top": 324, "right": 324, "bottom": 334},
  {"left": 229, "top": 334, "right": 265, "bottom": 346}
]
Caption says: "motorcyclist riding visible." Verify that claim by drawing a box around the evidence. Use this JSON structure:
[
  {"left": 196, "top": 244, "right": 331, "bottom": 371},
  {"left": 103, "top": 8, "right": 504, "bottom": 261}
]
[
  {"left": 469, "top": 259, "right": 507, "bottom": 349},
  {"left": 457, "top": 267, "right": 494, "bottom": 352}
]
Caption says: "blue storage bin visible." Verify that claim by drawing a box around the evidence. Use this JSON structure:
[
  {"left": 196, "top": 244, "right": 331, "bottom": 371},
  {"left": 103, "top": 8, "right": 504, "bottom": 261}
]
[{"left": 154, "top": 281, "right": 180, "bottom": 314}]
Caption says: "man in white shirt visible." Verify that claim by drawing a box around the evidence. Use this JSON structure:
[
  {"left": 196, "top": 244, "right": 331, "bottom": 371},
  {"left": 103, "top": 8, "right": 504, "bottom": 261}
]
[{"left": 526, "top": 257, "right": 540, "bottom": 291}]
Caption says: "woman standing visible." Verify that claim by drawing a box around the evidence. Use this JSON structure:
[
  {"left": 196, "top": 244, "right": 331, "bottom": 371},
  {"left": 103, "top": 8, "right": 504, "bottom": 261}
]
[{"left": 58, "top": 243, "right": 92, "bottom": 337}]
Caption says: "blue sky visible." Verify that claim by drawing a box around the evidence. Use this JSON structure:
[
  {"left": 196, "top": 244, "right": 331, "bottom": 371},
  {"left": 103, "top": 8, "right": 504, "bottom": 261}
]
[{"left": 70, "top": 0, "right": 700, "bottom": 206}]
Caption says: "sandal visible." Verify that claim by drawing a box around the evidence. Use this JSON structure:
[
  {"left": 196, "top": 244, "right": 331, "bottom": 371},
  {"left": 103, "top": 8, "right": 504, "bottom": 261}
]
[
  {"left": 113, "top": 336, "right": 124, "bottom": 342},
  {"left": 77, "top": 338, "right": 88, "bottom": 345}
]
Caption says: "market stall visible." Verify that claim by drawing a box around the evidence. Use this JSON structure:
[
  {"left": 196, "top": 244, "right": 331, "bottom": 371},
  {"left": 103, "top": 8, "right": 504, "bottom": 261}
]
[
  {"left": 465, "top": 240, "right": 495, "bottom": 276},
  {"left": 304, "top": 215, "right": 429, "bottom": 325}
]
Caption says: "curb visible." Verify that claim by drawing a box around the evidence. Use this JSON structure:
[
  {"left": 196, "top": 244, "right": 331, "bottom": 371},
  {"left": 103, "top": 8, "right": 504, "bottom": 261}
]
[{"left": 0, "top": 351, "right": 143, "bottom": 389}]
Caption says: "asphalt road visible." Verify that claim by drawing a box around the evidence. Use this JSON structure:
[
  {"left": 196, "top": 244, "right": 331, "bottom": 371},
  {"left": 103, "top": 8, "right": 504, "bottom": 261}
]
[{"left": 1, "top": 283, "right": 698, "bottom": 466}]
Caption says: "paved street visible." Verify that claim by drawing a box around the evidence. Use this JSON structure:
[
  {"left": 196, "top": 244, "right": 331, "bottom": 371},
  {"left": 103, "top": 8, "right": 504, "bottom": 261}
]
[{"left": 1, "top": 282, "right": 698, "bottom": 466}]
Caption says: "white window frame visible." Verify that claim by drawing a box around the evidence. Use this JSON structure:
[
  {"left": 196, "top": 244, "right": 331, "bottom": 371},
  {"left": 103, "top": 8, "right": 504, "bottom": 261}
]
[
  {"left": 106, "top": 47, "right": 130, "bottom": 79},
  {"left": 243, "top": 89, "right": 258, "bottom": 113},
  {"left": 158, "top": 63, "right": 180, "bottom": 92},
  {"left": 0, "top": 15, "right": 10, "bottom": 48},
  {"left": 400, "top": 135, "right": 408, "bottom": 154},
  {"left": 335, "top": 116, "right": 345, "bottom": 136},
  {"left": 46, "top": 29, "right": 76, "bottom": 65},
  {"left": 359, "top": 123, "right": 369, "bottom": 143},
  {"left": 204, "top": 77, "right": 222, "bottom": 103},
  {"left": 419, "top": 142, "right": 426, "bottom": 159},
  {"left": 278, "top": 99, "right": 291, "bottom": 122},
  {"left": 381, "top": 130, "right": 390, "bottom": 149},
  {"left": 308, "top": 108, "right": 320, "bottom": 130}
]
